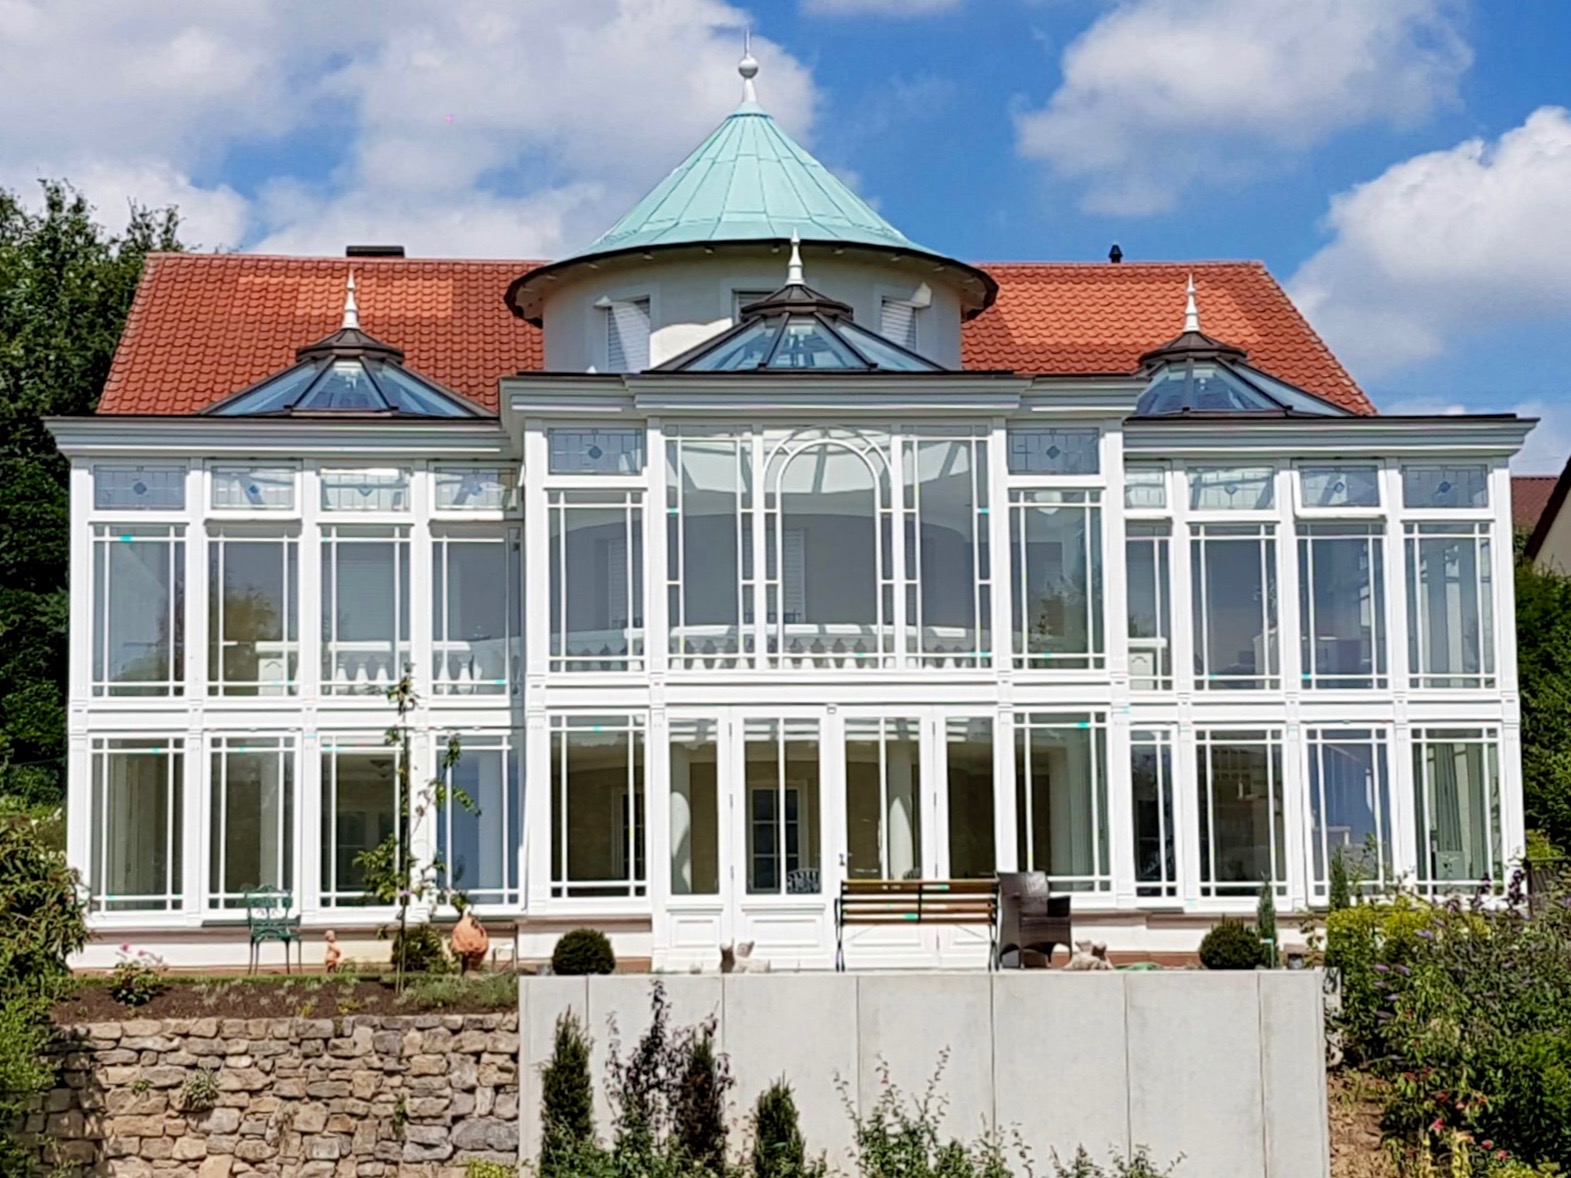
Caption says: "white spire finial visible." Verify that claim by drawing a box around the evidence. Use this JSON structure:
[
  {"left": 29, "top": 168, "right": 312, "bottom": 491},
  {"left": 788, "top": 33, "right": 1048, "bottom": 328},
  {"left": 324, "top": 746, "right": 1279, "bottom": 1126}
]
[
  {"left": 739, "top": 29, "right": 759, "bottom": 105},
  {"left": 1183, "top": 273, "right": 1200, "bottom": 334},
  {"left": 786, "top": 230, "right": 804, "bottom": 286},
  {"left": 343, "top": 271, "right": 360, "bottom": 330}
]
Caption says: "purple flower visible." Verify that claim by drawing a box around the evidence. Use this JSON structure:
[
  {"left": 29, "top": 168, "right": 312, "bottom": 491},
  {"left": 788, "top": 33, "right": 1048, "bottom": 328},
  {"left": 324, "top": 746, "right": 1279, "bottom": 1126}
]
[
  {"left": 1394, "top": 964, "right": 1411, "bottom": 976},
  {"left": 1417, "top": 929, "right": 1435, "bottom": 940},
  {"left": 1374, "top": 963, "right": 1390, "bottom": 973}
]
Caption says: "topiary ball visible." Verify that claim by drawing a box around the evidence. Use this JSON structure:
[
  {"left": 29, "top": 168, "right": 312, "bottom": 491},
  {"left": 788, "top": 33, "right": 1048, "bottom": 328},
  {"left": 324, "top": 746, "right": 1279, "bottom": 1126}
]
[
  {"left": 1199, "top": 918, "right": 1267, "bottom": 970},
  {"left": 551, "top": 927, "right": 616, "bottom": 976}
]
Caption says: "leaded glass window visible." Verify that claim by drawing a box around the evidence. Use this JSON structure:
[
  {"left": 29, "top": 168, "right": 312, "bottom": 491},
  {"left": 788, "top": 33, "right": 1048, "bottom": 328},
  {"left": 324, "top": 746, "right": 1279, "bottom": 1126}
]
[
  {"left": 94, "top": 465, "right": 185, "bottom": 511},
  {"left": 549, "top": 428, "right": 646, "bottom": 475},
  {"left": 1403, "top": 465, "right": 1489, "bottom": 510},
  {"left": 1008, "top": 428, "right": 1099, "bottom": 475}
]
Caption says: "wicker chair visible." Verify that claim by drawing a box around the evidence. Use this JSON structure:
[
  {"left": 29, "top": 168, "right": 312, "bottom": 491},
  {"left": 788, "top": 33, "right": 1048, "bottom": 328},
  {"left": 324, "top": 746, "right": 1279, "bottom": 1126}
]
[{"left": 996, "top": 872, "right": 1071, "bottom": 968}]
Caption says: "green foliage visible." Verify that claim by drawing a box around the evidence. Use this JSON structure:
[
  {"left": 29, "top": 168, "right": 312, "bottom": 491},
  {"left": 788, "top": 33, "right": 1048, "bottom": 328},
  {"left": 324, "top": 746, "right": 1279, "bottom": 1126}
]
[
  {"left": 0, "top": 805, "right": 88, "bottom": 1174},
  {"left": 0, "top": 182, "right": 181, "bottom": 808},
  {"left": 752, "top": 1080, "right": 820, "bottom": 1178},
  {"left": 1255, "top": 885, "right": 1279, "bottom": 967},
  {"left": 1328, "top": 848, "right": 1354, "bottom": 913},
  {"left": 1514, "top": 560, "right": 1571, "bottom": 854},
  {"left": 180, "top": 1067, "right": 220, "bottom": 1113},
  {"left": 108, "top": 947, "right": 167, "bottom": 1007},
  {"left": 1332, "top": 874, "right": 1571, "bottom": 1169},
  {"left": 540, "top": 1012, "right": 596, "bottom": 1178},
  {"left": 464, "top": 1164, "right": 517, "bottom": 1178},
  {"left": 1198, "top": 919, "right": 1265, "bottom": 970},
  {"left": 552, "top": 927, "right": 617, "bottom": 976},
  {"left": 388, "top": 923, "right": 449, "bottom": 977},
  {"left": 1048, "top": 1146, "right": 1181, "bottom": 1177},
  {"left": 673, "top": 1028, "right": 733, "bottom": 1174},
  {"left": 395, "top": 970, "right": 515, "bottom": 1012}
]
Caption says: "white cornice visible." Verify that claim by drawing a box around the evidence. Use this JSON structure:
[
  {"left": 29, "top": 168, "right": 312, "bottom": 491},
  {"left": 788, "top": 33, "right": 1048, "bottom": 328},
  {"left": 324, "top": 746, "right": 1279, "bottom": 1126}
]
[
  {"left": 1124, "top": 414, "right": 1536, "bottom": 458},
  {"left": 44, "top": 416, "right": 513, "bottom": 458}
]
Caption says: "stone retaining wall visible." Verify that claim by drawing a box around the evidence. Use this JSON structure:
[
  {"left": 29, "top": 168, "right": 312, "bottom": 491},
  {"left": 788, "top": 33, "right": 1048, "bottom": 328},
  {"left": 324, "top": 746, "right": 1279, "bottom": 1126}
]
[{"left": 26, "top": 1013, "right": 520, "bottom": 1177}]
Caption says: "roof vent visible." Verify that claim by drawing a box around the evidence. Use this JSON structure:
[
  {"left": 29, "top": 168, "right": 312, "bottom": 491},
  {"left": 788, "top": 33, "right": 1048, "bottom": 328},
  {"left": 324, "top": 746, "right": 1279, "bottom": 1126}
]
[
  {"left": 345, "top": 245, "right": 406, "bottom": 258},
  {"left": 1108, "top": 243, "right": 1123, "bottom": 264}
]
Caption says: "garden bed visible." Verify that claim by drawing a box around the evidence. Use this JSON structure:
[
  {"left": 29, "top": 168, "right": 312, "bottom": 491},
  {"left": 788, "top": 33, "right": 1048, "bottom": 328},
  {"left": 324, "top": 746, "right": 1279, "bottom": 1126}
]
[{"left": 52, "top": 970, "right": 518, "bottom": 1022}]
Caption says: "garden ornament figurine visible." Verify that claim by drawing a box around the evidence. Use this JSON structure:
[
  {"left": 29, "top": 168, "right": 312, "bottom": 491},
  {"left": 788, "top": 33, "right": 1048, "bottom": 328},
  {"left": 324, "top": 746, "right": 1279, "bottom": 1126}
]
[
  {"left": 323, "top": 930, "right": 341, "bottom": 974},
  {"left": 1065, "top": 939, "right": 1114, "bottom": 971},
  {"left": 451, "top": 910, "right": 490, "bottom": 973}
]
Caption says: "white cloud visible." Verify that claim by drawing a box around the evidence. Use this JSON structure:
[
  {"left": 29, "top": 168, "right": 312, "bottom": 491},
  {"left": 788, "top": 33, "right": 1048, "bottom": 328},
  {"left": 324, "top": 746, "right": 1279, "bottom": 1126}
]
[
  {"left": 1385, "top": 397, "right": 1569, "bottom": 474},
  {"left": 1015, "top": 0, "right": 1471, "bottom": 214},
  {"left": 0, "top": 0, "right": 820, "bottom": 258},
  {"left": 801, "top": 0, "right": 961, "bottom": 15},
  {"left": 1289, "top": 106, "right": 1571, "bottom": 378}
]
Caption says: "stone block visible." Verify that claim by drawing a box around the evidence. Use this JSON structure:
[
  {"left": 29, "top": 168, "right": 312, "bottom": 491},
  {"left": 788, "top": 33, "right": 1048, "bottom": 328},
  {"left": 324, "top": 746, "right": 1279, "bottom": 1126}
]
[
  {"left": 233, "top": 1137, "right": 277, "bottom": 1162},
  {"left": 122, "top": 1020, "right": 163, "bottom": 1037},
  {"left": 306, "top": 1133, "right": 343, "bottom": 1160},
  {"left": 408, "top": 1054, "right": 446, "bottom": 1076},
  {"left": 199, "top": 1107, "right": 241, "bottom": 1135},
  {"left": 197, "top": 1156, "right": 234, "bottom": 1178},
  {"left": 174, "top": 1135, "right": 209, "bottom": 1160},
  {"left": 451, "top": 1117, "right": 517, "bottom": 1152},
  {"left": 142, "top": 1065, "right": 188, "bottom": 1089}
]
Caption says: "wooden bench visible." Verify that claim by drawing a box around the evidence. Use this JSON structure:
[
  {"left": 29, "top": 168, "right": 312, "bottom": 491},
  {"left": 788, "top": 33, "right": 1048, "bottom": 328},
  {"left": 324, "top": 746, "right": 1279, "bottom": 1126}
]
[{"left": 834, "top": 878, "right": 1000, "bottom": 971}]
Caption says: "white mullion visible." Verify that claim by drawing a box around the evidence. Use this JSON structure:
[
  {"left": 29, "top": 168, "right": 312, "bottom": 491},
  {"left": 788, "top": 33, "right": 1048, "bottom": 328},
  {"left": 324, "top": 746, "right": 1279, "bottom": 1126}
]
[
  {"left": 1196, "top": 532, "right": 1211, "bottom": 686},
  {"left": 215, "top": 741, "right": 228, "bottom": 906},
  {"left": 1301, "top": 534, "right": 1317, "bottom": 687},
  {"left": 166, "top": 743, "right": 178, "bottom": 905},
  {"left": 213, "top": 537, "right": 226, "bottom": 693}
]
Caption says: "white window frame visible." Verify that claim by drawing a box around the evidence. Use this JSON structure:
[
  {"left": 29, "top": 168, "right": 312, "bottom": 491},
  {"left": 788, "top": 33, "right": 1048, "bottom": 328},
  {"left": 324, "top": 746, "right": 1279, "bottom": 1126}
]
[
  {"left": 319, "top": 734, "right": 402, "bottom": 909},
  {"left": 742, "top": 716, "right": 822, "bottom": 896},
  {"left": 1403, "top": 520, "right": 1496, "bottom": 691},
  {"left": 320, "top": 525, "right": 410, "bottom": 695},
  {"left": 549, "top": 714, "right": 647, "bottom": 900},
  {"left": 1130, "top": 727, "right": 1179, "bottom": 901},
  {"left": 436, "top": 730, "right": 520, "bottom": 909},
  {"left": 206, "top": 734, "right": 297, "bottom": 911},
  {"left": 1296, "top": 521, "right": 1387, "bottom": 691},
  {"left": 91, "top": 523, "right": 186, "bottom": 697},
  {"left": 1195, "top": 727, "right": 1288, "bottom": 899},
  {"left": 1304, "top": 727, "right": 1392, "bottom": 904},
  {"left": 547, "top": 488, "right": 645, "bottom": 673},
  {"left": 1190, "top": 522, "right": 1279, "bottom": 691},
  {"left": 1013, "top": 711, "right": 1111, "bottom": 895},
  {"left": 89, "top": 736, "right": 185, "bottom": 914},
  {"left": 1411, "top": 726, "right": 1503, "bottom": 894},
  {"left": 666, "top": 429, "right": 753, "bottom": 670},
  {"left": 596, "top": 293, "right": 653, "bottom": 374},
  {"left": 844, "top": 716, "right": 924, "bottom": 881},
  {"left": 1009, "top": 488, "right": 1105, "bottom": 672},
  {"left": 903, "top": 429, "right": 992, "bottom": 669},
  {"left": 207, "top": 526, "right": 299, "bottom": 697},
  {"left": 431, "top": 526, "right": 522, "bottom": 696}
]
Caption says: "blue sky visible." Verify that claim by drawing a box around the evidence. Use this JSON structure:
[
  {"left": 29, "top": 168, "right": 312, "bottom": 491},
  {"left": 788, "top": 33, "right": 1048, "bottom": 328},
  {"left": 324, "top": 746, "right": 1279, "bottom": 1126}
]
[{"left": 2, "top": 0, "right": 1568, "bottom": 467}]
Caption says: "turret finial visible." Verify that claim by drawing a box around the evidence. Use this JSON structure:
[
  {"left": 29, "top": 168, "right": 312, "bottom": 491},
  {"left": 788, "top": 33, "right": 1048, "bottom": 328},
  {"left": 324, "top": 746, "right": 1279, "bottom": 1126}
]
[
  {"left": 1183, "top": 273, "right": 1200, "bottom": 334},
  {"left": 786, "top": 230, "right": 804, "bottom": 286},
  {"left": 343, "top": 271, "right": 360, "bottom": 331},
  {"left": 739, "top": 29, "right": 759, "bottom": 105}
]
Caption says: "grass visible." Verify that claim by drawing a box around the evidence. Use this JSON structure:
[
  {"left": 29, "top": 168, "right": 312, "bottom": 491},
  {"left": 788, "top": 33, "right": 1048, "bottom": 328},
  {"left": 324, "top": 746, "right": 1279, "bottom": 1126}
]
[{"left": 396, "top": 971, "right": 518, "bottom": 1011}]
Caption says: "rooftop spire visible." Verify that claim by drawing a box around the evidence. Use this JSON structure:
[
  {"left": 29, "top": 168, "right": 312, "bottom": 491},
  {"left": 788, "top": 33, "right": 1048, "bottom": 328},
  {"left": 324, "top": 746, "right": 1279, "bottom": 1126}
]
[
  {"left": 1183, "top": 273, "right": 1200, "bottom": 334},
  {"left": 342, "top": 272, "right": 360, "bottom": 330},
  {"left": 739, "top": 30, "right": 759, "bottom": 106},
  {"left": 786, "top": 230, "right": 804, "bottom": 286}
]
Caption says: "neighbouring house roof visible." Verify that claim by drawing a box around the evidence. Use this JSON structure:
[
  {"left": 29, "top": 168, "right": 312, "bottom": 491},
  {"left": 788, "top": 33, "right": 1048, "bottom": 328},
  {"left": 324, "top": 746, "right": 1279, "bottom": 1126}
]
[
  {"left": 1513, "top": 475, "right": 1558, "bottom": 533},
  {"left": 96, "top": 253, "right": 1372, "bottom": 416}
]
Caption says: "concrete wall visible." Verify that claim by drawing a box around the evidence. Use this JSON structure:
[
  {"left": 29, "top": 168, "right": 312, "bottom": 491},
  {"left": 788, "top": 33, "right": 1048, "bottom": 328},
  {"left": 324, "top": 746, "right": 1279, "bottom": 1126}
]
[{"left": 521, "top": 971, "right": 1328, "bottom": 1178}]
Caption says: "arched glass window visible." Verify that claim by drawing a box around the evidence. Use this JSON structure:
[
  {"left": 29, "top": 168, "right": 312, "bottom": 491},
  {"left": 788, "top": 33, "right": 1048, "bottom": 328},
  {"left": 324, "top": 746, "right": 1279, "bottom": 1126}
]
[{"left": 763, "top": 430, "right": 893, "bottom": 669}]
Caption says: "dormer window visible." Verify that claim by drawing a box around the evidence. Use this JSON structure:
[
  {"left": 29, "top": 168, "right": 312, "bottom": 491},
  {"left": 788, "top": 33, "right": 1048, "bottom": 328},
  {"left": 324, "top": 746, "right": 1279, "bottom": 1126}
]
[
  {"left": 604, "top": 297, "right": 651, "bottom": 373},
  {"left": 880, "top": 297, "right": 919, "bottom": 351}
]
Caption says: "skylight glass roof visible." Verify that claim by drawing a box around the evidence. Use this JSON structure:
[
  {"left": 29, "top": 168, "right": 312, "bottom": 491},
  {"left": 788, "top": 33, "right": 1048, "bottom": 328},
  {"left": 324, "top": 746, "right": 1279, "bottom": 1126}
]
[
  {"left": 1136, "top": 355, "right": 1347, "bottom": 417},
  {"left": 207, "top": 337, "right": 484, "bottom": 418}
]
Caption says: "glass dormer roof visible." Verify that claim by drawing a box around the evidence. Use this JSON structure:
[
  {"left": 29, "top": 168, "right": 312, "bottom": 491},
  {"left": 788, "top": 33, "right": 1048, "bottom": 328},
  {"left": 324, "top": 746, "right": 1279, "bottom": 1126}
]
[
  {"left": 206, "top": 323, "right": 485, "bottom": 418},
  {"left": 1135, "top": 329, "right": 1347, "bottom": 418},
  {"left": 656, "top": 280, "right": 944, "bottom": 374}
]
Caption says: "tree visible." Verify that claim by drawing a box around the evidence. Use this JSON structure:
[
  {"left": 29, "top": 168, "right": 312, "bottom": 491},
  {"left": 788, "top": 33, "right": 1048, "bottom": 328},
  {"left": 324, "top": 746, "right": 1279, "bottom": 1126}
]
[
  {"left": 1515, "top": 559, "right": 1571, "bottom": 853},
  {"left": 0, "top": 182, "right": 181, "bottom": 807}
]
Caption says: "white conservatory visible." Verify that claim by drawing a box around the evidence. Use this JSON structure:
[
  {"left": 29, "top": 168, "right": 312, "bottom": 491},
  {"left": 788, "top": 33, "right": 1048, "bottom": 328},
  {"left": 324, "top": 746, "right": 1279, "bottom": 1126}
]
[{"left": 51, "top": 61, "right": 1532, "bottom": 970}]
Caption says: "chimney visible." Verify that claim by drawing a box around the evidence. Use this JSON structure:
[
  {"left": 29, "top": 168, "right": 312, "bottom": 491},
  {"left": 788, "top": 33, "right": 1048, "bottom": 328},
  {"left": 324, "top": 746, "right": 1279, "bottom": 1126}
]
[
  {"left": 345, "top": 245, "right": 406, "bottom": 258},
  {"left": 1108, "top": 243, "right": 1123, "bottom": 264}
]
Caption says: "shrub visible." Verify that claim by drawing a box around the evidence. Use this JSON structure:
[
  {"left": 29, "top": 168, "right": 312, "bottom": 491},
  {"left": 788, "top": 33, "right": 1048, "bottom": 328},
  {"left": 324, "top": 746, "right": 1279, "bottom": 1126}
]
[
  {"left": 753, "top": 1080, "right": 818, "bottom": 1178},
  {"left": 465, "top": 1163, "right": 517, "bottom": 1178},
  {"left": 396, "top": 970, "right": 515, "bottom": 1011},
  {"left": 553, "top": 927, "right": 616, "bottom": 976},
  {"left": 1255, "top": 885, "right": 1278, "bottom": 967},
  {"left": 541, "top": 1011, "right": 596, "bottom": 1178},
  {"left": 1198, "top": 919, "right": 1263, "bottom": 971},
  {"left": 109, "top": 947, "right": 167, "bottom": 1006},
  {"left": 1327, "top": 849, "right": 1353, "bottom": 912},
  {"left": 181, "top": 1067, "right": 220, "bottom": 1113},
  {"left": 1049, "top": 1146, "right": 1181, "bottom": 1176},
  {"left": 390, "top": 922, "right": 450, "bottom": 975},
  {"left": 673, "top": 1026, "right": 732, "bottom": 1174}
]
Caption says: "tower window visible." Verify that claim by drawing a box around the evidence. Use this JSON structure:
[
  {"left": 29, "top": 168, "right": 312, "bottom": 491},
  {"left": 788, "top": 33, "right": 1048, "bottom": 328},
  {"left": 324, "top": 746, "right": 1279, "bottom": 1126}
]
[
  {"left": 604, "top": 297, "right": 651, "bottom": 372},
  {"left": 879, "top": 297, "right": 919, "bottom": 350}
]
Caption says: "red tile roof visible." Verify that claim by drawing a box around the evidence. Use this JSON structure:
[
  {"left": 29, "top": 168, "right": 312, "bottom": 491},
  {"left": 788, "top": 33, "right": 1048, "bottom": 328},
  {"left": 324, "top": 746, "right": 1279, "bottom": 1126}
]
[
  {"left": 1513, "top": 475, "right": 1558, "bottom": 532},
  {"left": 97, "top": 253, "right": 1369, "bottom": 416}
]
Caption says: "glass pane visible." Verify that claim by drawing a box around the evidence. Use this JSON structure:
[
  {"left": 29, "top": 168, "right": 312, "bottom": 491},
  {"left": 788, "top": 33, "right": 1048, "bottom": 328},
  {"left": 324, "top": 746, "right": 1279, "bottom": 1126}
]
[
  {"left": 1014, "top": 716, "right": 1108, "bottom": 891},
  {"left": 211, "top": 467, "right": 295, "bottom": 511},
  {"left": 685, "top": 317, "right": 781, "bottom": 371},
  {"left": 296, "top": 360, "right": 386, "bottom": 412},
  {"left": 322, "top": 749, "right": 398, "bottom": 904},
  {"left": 1138, "top": 360, "right": 1282, "bottom": 415},
  {"left": 1131, "top": 733, "right": 1175, "bottom": 898},
  {"left": 209, "top": 537, "right": 296, "bottom": 696},
  {"left": 1414, "top": 734, "right": 1501, "bottom": 889},
  {"left": 744, "top": 720, "right": 820, "bottom": 895},
  {"left": 434, "top": 537, "right": 517, "bottom": 694},
  {"left": 551, "top": 496, "right": 644, "bottom": 671},
  {"left": 1189, "top": 466, "right": 1275, "bottom": 511},
  {"left": 1299, "top": 525, "right": 1385, "bottom": 689},
  {"left": 549, "top": 428, "right": 646, "bottom": 475},
  {"left": 94, "top": 528, "right": 183, "bottom": 695},
  {"left": 1126, "top": 525, "right": 1171, "bottom": 691},
  {"left": 551, "top": 720, "right": 645, "bottom": 896},
  {"left": 442, "top": 741, "right": 516, "bottom": 904},
  {"left": 1192, "top": 526, "right": 1277, "bottom": 689},
  {"left": 670, "top": 439, "right": 747, "bottom": 664},
  {"left": 845, "top": 719, "right": 922, "bottom": 880},
  {"left": 434, "top": 467, "right": 515, "bottom": 510},
  {"left": 216, "top": 362, "right": 320, "bottom": 415},
  {"left": 92, "top": 740, "right": 182, "bottom": 911},
  {"left": 913, "top": 439, "right": 986, "bottom": 664},
  {"left": 209, "top": 740, "right": 293, "bottom": 908},
  {"left": 840, "top": 321, "right": 939, "bottom": 371},
  {"left": 767, "top": 318, "right": 865, "bottom": 369},
  {"left": 1198, "top": 734, "right": 1285, "bottom": 896},
  {"left": 94, "top": 466, "right": 185, "bottom": 511},
  {"left": 322, "top": 534, "right": 408, "bottom": 692},
  {"left": 1308, "top": 732, "right": 1390, "bottom": 895},
  {"left": 946, "top": 718, "right": 995, "bottom": 878},
  {"left": 1008, "top": 428, "right": 1100, "bottom": 475},
  {"left": 1124, "top": 465, "right": 1167, "bottom": 509},
  {"left": 1300, "top": 465, "right": 1380, "bottom": 509},
  {"left": 1406, "top": 525, "right": 1494, "bottom": 688},
  {"left": 669, "top": 721, "right": 720, "bottom": 896},
  {"left": 372, "top": 362, "right": 475, "bottom": 417},
  {"left": 320, "top": 469, "right": 410, "bottom": 512},
  {"left": 1403, "top": 465, "right": 1489, "bottom": 509},
  {"left": 1012, "top": 491, "right": 1103, "bottom": 669}
]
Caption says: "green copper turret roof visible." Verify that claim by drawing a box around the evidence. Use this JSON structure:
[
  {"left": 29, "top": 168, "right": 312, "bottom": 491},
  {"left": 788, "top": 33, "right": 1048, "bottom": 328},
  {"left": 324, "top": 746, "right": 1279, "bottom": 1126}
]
[{"left": 579, "top": 100, "right": 921, "bottom": 257}]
